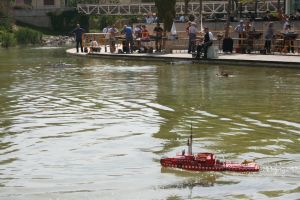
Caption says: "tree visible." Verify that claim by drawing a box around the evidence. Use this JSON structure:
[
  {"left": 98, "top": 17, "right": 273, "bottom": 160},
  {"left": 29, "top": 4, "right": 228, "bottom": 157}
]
[
  {"left": 184, "top": 0, "right": 190, "bottom": 15},
  {"left": 0, "top": 0, "right": 11, "bottom": 17},
  {"left": 0, "top": 0, "right": 13, "bottom": 31},
  {"left": 154, "top": 0, "right": 176, "bottom": 31}
]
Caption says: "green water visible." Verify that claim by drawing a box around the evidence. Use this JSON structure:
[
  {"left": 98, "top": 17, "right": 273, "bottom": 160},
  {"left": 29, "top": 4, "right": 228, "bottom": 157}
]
[{"left": 0, "top": 47, "right": 299, "bottom": 200}]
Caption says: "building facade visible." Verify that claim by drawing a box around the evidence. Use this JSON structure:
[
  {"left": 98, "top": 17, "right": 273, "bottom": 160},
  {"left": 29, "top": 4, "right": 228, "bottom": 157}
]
[
  {"left": 288, "top": 0, "right": 300, "bottom": 14},
  {"left": 15, "top": 0, "right": 66, "bottom": 9}
]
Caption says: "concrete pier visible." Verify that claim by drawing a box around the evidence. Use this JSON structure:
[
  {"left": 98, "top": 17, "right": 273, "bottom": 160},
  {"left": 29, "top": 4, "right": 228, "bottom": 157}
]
[{"left": 66, "top": 48, "right": 300, "bottom": 68}]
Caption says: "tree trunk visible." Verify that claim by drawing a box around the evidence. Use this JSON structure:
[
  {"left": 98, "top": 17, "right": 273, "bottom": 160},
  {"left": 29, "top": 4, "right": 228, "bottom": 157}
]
[
  {"left": 254, "top": 0, "right": 258, "bottom": 18},
  {"left": 0, "top": 0, "right": 11, "bottom": 17},
  {"left": 184, "top": 0, "right": 189, "bottom": 16},
  {"left": 199, "top": 0, "right": 202, "bottom": 19},
  {"left": 155, "top": 0, "right": 176, "bottom": 31},
  {"left": 225, "top": 0, "right": 231, "bottom": 38}
]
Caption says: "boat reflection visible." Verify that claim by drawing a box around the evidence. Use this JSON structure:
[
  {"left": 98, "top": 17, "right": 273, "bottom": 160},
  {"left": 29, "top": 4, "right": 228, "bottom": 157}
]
[{"left": 161, "top": 167, "right": 217, "bottom": 187}]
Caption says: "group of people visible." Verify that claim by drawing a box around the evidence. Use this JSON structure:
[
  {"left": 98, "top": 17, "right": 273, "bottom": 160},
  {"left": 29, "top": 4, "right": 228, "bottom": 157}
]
[
  {"left": 234, "top": 16, "right": 296, "bottom": 54},
  {"left": 101, "top": 23, "right": 164, "bottom": 54},
  {"left": 144, "top": 13, "right": 158, "bottom": 24},
  {"left": 187, "top": 21, "right": 214, "bottom": 59},
  {"left": 72, "top": 15, "right": 298, "bottom": 56}
]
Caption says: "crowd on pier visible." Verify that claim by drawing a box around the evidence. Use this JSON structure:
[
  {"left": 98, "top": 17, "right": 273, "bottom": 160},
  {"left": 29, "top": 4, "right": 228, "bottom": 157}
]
[{"left": 71, "top": 9, "right": 300, "bottom": 58}]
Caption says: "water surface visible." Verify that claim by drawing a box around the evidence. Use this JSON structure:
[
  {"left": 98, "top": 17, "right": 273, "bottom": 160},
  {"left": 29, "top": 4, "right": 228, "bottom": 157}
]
[{"left": 0, "top": 47, "right": 299, "bottom": 200}]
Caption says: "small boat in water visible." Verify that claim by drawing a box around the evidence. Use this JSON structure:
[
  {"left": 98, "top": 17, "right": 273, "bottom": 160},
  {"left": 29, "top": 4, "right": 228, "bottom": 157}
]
[{"left": 160, "top": 130, "right": 259, "bottom": 172}]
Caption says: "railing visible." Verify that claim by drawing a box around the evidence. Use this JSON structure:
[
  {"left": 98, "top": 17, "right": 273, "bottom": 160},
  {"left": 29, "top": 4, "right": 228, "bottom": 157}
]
[
  {"left": 83, "top": 31, "right": 300, "bottom": 55},
  {"left": 77, "top": 1, "right": 281, "bottom": 17}
]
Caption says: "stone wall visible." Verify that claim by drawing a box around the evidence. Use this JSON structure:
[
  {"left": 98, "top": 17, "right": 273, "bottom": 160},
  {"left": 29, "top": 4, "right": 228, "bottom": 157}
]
[{"left": 13, "top": 8, "right": 68, "bottom": 29}]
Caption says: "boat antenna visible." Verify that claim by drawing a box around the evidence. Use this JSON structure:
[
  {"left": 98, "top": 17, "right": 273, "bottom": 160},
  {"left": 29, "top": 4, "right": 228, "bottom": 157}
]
[{"left": 188, "top": 123, "right": 193, "bottom": 155}]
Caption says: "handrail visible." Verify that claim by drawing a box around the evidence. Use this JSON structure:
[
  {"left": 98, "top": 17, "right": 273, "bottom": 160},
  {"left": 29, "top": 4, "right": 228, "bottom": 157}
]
[{"left": 77, "top": 1, "right": 281, "bottom": 16}]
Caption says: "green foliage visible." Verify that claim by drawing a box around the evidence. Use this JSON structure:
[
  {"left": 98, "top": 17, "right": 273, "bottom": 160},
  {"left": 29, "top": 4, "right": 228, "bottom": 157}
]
[
  {"left": 14, "top": 27, "right": 42, "bottom": 45},
  {"left": 154, "top": 0, "right": 176, "bottom": 31},
  {"left": 0, "top": 17, "right": 13, "bottom": 32},
  {"left": 47, "top": 9, "right": 89, "bottom": 33},
  {"left": 0, "top": 31, "right": 16, "bottom": 48},
  {"left": 98, "top": 16, "right": 115, "bottom": 30}
]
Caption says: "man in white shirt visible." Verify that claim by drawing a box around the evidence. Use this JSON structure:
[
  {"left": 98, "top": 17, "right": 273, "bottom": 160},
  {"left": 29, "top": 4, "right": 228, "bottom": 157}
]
[
  {"left": 103, "top": 25, "right": 110, "bottom": 52},
  {"left": 188, "top": 22, "right": 198, "bottom": 53},
  {"left": 235, "top": 20, "right": 245, "bottom": 47}
]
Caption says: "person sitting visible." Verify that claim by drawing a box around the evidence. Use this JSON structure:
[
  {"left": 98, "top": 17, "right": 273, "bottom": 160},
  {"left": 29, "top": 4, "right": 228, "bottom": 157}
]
[
  {"left": 179, "top": 15, "right": 185, "bottom": 22},
  {"left": 196, "top": 27, "right": 214, "bottom": 59},
  {"left": 277, "top": 7, "right": 285, "bottom": 21},
  {"left": 282, "top": 16, "right": 290, "bottom": 31},
  {"left": 263, "top": 10, "right": 272, "bottom": 21},
  {"left": 145, "top": 13, "right": 154, "bottom": 24},
  {"left": 295, "top": 9, "right": 300, "bottom": 20},
  {"left": 89, "top": 39, "right": 101, "bottom": 53}
]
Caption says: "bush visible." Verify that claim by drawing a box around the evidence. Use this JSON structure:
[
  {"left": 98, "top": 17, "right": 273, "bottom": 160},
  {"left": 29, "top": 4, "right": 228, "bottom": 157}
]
[
  {"left": 0, "top": 17, "right": 13, "bottom": 32},
  {"left": 14, "top": 27, "right": 42, "bottom": 45},
  {"left": 1, "top": 31, "right": 16, "bottom": 48},
  {"left": 47, "top": 9, "right": 89, "bottom": 33}
]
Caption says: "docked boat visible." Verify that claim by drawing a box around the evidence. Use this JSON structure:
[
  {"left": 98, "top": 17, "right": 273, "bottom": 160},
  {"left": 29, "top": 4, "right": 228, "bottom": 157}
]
[{"left": 160, "top": 131, "right": 259, "bottom": 172}]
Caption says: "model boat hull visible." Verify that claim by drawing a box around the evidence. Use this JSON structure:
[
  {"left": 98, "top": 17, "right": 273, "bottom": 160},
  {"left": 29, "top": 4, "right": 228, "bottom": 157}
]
[
  {"left": 161, "top": 130, "right": 260, "bottom": 172},
  {"left": 160, "top": 154, "right": 259, "bottom": 172}
]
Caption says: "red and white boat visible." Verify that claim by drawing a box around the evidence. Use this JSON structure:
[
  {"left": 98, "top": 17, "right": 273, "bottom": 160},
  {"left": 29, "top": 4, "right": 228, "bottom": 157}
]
[{"left": 160, "top": 132, "right": 259, "bottom": 172}]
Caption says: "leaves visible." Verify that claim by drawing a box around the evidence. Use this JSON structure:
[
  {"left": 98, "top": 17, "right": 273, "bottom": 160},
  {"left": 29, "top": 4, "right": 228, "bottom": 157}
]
[{"left": 154, "top": 0, "right": 176, "bottom": 31}]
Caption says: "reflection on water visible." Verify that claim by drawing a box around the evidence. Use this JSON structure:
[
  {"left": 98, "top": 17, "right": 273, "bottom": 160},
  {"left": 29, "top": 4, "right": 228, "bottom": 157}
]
[{"left": 0, "top": 47, "right": 300, "bottom": 199}]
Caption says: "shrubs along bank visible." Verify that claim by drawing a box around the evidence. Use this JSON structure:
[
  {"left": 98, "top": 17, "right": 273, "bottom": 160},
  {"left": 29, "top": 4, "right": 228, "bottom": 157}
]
[
  {"left": 0, "top": 9, "right": 88, "bottom": 48},
  {"left": 0, "top": 26, "right": 42, "bottom": 48}
]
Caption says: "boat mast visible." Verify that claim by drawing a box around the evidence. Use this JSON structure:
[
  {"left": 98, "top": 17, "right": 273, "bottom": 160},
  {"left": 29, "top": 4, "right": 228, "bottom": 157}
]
[{"left": 188, "top": 124, "right": 193, "bottom": 155}]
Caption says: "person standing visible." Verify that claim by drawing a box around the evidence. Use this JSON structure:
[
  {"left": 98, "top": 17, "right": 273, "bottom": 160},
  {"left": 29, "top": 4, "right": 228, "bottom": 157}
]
[
  {"left": 196, "top": 27, "right": 213, "bottom": 59},
  {"left": 103, "top": 25, "right": 111, "bottom": 52},
  {"left": 234, "top": 20, "right": 245, "bottom": 48},
  {"left": 140, "top": 25, "right": 150, "bottom": 52},
  {"left": 153, "top": 23, "right": 164, "bottom": 52},
  {"left": 188, "top": 22, "right": 197, "bottom": 54},
  {"left": 134, "top": 24, "right": 142, "bottom": 50},
  {"left": 72, "top": 24, "right": 85, "bottom": 53},
  {"left": 108, "top": 25, "right": 118, "bottom": 53},
  {"left": 122, "top": 25, "right": 134, "bottom": 53},
  {"left": 264, "top": 22, "right": 274, "bottom": 54}
]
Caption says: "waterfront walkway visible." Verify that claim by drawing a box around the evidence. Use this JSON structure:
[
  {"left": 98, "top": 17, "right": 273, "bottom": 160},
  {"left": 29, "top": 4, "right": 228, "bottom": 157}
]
[{"left": 66, "top": 48, "right": 300, "bottom": 68}]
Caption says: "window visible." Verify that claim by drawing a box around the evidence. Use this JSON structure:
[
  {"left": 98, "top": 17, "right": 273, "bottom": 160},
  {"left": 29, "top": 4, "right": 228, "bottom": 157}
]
[
  {"left": 24, "top": 0, "right": 32, "bottom": 5},
  {"left": 44, "top": 0, "right": 55, "bottom": 6}
]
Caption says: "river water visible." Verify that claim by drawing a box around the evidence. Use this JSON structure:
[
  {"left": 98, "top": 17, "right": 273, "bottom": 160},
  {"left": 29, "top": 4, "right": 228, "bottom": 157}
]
[{"left": 0, "top": 47, "right": 299, "bottom": 200}]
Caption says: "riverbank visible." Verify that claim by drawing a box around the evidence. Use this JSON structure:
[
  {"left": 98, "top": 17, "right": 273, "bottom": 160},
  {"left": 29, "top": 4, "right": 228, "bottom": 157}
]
[
  {"left": 42, "top": 35, "right": 74, "bottom": 46},
  {"left": 66, "top": 48, "right": 300, "bottom": 69}
]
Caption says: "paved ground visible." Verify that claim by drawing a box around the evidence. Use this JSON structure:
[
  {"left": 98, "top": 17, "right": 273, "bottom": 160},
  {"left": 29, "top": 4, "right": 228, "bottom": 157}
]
[{"left": 66, "top": 48, "right": 300, "bottom": 68}]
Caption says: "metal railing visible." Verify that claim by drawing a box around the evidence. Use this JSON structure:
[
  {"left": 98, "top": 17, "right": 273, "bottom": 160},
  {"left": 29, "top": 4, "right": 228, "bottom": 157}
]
[
  {"left": 83, "top": 31, "right": 300, "bottom": 55},
  {"left": 77, "top": 1, "right": 281, "bottom": 17}
]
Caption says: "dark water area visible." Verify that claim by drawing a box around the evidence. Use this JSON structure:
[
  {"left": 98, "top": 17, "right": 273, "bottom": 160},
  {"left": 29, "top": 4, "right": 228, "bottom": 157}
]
[{"left": 0, "top": 47, "right": 299, "bottom": 200}]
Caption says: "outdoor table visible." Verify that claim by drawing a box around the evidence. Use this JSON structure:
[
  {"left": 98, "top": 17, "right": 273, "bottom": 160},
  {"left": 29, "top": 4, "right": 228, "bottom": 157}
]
[
  {"left": 282, "top": 32, "right": 298, "bottom": 53},
  {"left": 246, "top": 31, "right": 262, "bottom": 53}
]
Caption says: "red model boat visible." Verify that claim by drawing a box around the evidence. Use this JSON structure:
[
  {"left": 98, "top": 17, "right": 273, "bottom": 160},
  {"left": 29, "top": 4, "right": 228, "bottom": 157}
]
[{"left": 160, "top": 132, "right": 259, "bottom": 172}]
